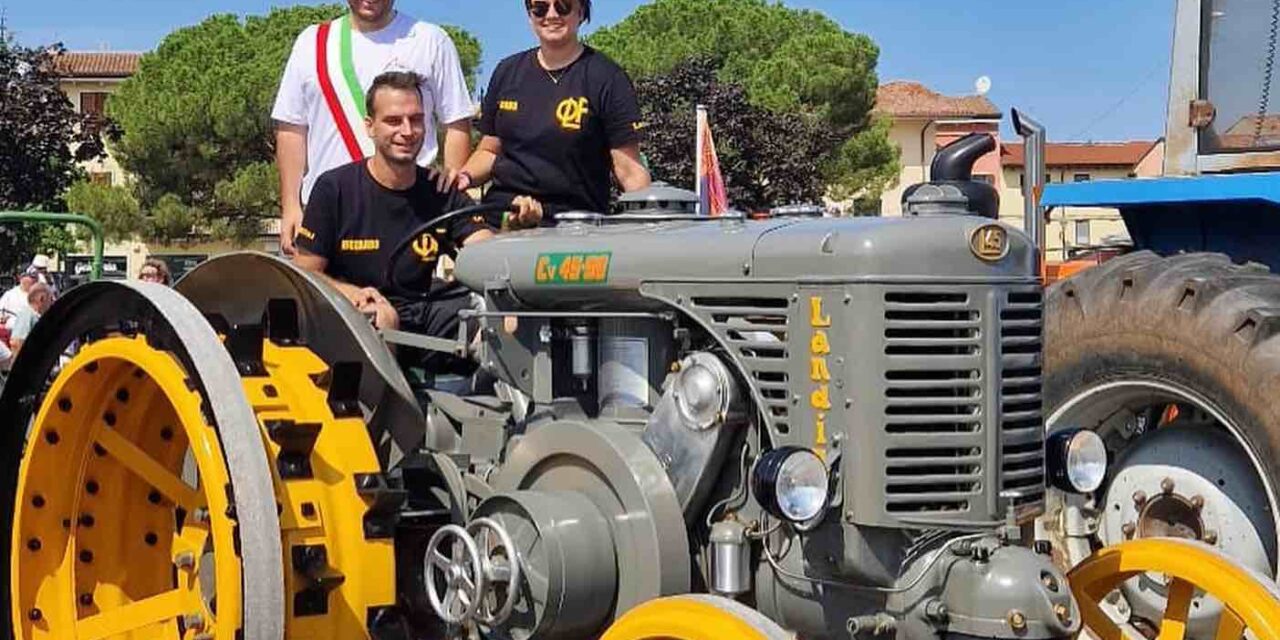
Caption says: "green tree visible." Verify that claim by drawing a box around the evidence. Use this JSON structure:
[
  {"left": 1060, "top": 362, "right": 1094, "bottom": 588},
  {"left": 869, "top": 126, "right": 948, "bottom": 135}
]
[
  {"left": 0, "top": 30, "right": 105, "bottom": 274},
  {"left": 590, "top": 0, "right": 899, "bottom": 204},
  {"left": 98, "top": 5, "right": 481, "bottom": 245}
]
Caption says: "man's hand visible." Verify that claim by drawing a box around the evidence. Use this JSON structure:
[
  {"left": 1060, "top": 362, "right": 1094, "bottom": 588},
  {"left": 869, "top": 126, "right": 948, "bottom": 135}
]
[
  {"left": 280, "top": 202, "right": 304, "bottom": 257},
  {"left": 509, "top": 196, "right": 543, "bottom": 229},
  {"left": 434, "top": 168, "right": 474, "bottom": 193},
  {"left": 347, "top": 287, "right": 399, "bottom": 330}
]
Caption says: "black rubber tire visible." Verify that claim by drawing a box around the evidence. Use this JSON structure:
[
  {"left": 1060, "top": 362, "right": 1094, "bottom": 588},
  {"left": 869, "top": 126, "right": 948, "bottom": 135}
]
[{"left": 1045, "top": 251, "right": 1280, "bottom": 544}]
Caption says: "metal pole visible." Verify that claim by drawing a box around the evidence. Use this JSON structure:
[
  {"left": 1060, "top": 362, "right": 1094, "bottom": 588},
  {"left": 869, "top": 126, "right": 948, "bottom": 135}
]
[
  {"left": 1011, "top": 109, "right": 1047, "bottom": 260},
  {"left": 0, "top": 212, "right": 106, "bottom": 280}
]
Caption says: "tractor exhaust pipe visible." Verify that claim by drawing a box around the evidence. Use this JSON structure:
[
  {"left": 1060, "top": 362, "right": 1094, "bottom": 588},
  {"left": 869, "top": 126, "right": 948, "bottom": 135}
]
[{"left": 1012, "top": 108, "right": 1047, "bottom": 260}]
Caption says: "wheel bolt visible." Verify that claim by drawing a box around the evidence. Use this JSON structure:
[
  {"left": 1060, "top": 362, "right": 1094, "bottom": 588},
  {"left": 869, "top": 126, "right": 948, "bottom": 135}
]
[
  {"left": 28, "top": 608, "right": 42, "bottom": 621},
  {"left": 1121, "top": 523, "right": 1136, "bottom": 538},
  {"left": 1008, "top": 610, "right": 1027, "bottom": 631},
  {"left": 174, "top": 552, "right": 195, "bottom": 570},
  {"left": 182, "top": 612, "right": 205, "bottom": 630},
  {"left": 78, "top": 593, "right": 93, "bottom": 607},
  {"left": 1191, "top": 495, "right": 1205, "bottom": 511},
  {"left": 1161, "top": 477, "right": 1175, "bottom": 494},
  {"left": 1054, "top": 603, "right": 1071, "bottom": 624},
  {"left": 1203, "top": 530, "right": 1218, "bottom": 545},
  {"left": 1132, "top": 490, "right": 1147, "bottom": 507}
]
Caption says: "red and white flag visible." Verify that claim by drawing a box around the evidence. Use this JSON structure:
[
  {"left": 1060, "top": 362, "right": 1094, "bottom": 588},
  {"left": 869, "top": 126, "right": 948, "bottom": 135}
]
[{"left": 696, "top": 105, "right": 729, "bottom": 217}]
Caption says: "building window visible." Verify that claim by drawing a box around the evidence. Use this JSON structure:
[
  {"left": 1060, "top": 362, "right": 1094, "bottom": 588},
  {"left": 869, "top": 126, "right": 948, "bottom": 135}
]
[
  {"left": 89, "top": 172, "right": 113, "bottom": 186},
  {"left": 1075, "top": 220, "right": 1091, "bottom": 246},
  {"left": 1074, "top": 173, "right": 1091, "bottom": 183},
  {"left": 80, "top": 92, "right": 108, "bottom": 117}
]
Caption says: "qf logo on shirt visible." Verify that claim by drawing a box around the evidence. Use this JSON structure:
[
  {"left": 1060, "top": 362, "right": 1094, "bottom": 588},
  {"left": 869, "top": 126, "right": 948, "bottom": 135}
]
[
  {"left": 555, "top": 97, "right": 590, "bottom": 131},
  {"left": 411, "top": 233, "right": 439, "bottom": 262}
]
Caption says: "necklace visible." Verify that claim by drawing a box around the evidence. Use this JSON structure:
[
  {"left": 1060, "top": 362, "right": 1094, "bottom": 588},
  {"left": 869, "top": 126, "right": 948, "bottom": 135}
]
[{"left": 538, "top": 46, "right": 582, "bottom": 85}]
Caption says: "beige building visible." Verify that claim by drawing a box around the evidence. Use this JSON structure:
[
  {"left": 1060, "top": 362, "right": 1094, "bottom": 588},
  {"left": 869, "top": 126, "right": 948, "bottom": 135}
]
[
  {"left": 875, "top": 81, "right": 1165, "bottom": 261},
  {"left": 55, "top": 51, "right": 277, "bottom": 282}
]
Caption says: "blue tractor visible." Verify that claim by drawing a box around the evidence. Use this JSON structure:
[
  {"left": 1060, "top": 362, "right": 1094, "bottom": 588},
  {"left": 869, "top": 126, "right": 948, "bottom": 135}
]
[{"left": 1033, "top": 0, "right": 1280, "bottom": 632}]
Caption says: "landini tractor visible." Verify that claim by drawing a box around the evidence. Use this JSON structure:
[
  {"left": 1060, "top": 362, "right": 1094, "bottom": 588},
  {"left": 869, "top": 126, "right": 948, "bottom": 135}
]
[{"left": 2, "top": 125, "right": 1279, "bottom": 638}]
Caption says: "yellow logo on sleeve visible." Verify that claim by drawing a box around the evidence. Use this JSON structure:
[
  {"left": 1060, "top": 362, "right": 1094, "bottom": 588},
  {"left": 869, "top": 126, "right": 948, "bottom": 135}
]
[
  {"left": 340, "top": 238, "right": 380, "bottom": 253},
  {"left": 499, "top": 99, "right": 519, "bottom": 112},
  {"left": 555, "top": 97, "right": 590, "bottom": 131}
]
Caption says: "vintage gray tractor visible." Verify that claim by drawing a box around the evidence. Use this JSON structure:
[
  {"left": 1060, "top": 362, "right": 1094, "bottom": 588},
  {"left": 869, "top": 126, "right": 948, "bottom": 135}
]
[{"left": 2, "top": 134, "right": 1278, "bottom": 640}]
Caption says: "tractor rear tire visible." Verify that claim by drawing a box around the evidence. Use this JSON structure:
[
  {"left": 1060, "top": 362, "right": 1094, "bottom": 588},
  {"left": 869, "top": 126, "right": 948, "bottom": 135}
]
[{"left": 1045, "top": 251, "right": 1280, "bottom": 574}]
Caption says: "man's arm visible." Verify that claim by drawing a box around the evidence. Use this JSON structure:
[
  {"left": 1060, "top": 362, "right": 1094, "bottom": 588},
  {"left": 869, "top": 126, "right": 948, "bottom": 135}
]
[
  {"left": 276, "top": 123, "right": 308, "bottom": 256},
  {"left": 294, "top": 250, "right": 400, "bottom": 330},
  {"left": 611, "top": 144, "right": 652, "bottom": 193}
]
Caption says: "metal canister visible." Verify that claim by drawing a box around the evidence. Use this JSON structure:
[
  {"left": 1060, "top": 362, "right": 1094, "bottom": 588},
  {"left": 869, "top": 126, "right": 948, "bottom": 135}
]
[{"left": 709, "top": 519, "right": 751, "bottom": 596}]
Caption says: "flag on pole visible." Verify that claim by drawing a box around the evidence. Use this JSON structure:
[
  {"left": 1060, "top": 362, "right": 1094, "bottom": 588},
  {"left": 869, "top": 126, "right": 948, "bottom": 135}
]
[{"left": 695, "top": 105, "right": 729, "bottom": 217}]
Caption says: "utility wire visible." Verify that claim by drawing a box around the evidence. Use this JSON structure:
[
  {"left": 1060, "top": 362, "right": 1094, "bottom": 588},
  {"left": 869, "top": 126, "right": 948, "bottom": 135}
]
[{"left": 1068, "top": 58, "right": 1168, "bottom": 141}]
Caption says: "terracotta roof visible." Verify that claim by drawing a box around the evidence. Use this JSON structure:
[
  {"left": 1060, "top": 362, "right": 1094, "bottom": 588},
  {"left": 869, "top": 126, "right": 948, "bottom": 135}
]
[
  {"left": 1219, "top": 115, "right": 1280, "bottom": 149},
  {"left": 1001, "top": 141, "right": 1159, "bottom": 168},
  {"left": 54, "top": 52, "right": 142, "bottom": 78},
  {"left": 873, "top": 81, "right": 1001, "bottom": 119}
]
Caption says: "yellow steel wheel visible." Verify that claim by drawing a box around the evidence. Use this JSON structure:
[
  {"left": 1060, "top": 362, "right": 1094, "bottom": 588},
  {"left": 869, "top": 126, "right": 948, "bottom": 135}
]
[
  {"left": 250, "top": 341, "right": 395, "bottom": 638},
  {"left": 601, "top": 594, "right": 793, "bottom": 640},
  {"left": 12, "top": 336, "right": 241, "bottom": 639},
  {"left": 1069, "top": 538, "right": 1280, "bottom": 640}
]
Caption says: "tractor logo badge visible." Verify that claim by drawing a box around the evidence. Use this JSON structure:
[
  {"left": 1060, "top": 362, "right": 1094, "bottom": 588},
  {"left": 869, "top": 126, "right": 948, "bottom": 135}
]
[
  {"left": 556, "top": 97, "right": 590, "bottom": 131},
  {"left": 411, "top": 233, "right": 439, "bottom": 262},
  {"left": 969, "top": 224, "right": 1009, "bottom": 262}
]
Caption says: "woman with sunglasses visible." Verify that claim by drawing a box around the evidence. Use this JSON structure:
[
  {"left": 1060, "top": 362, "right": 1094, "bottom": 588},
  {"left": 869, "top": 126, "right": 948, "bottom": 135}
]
[
  {"left": 454, "top": 0, "right": 651, "bottom": 222},
  {"left": 138, "top": 259, "right": 172, "bottom": 286}
]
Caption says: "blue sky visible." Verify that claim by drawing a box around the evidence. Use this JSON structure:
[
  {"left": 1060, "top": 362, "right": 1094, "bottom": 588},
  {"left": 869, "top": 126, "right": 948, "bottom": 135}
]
[{"left": 6, "top": 0, "right": 1174, "bottom": 141}]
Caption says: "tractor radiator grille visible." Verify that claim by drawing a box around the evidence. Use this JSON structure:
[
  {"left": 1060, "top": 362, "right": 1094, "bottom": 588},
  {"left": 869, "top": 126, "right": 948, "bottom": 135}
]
[
  {"left": 1000, "top": 290, "right": 1045, "bottom": 507},
  {"left": 883, "top": 291, "right": 984, "bottom": 514},
  {"left": 691, "top": 297, "right": 793, "bottom": 436}
]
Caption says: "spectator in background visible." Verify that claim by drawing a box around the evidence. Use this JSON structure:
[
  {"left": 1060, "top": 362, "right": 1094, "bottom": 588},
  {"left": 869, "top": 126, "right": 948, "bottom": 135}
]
[
  {"left": 0, "top": 269, "right": 36, "bottom": 328},
  {"left": 29, "top": 255, "right": 57, "bottom": 295},
  {"left": 139, "top": 259, "right": 172, "bottom": 286},
  {"left": 9, "top": 282, "right": 52, "bottom": 360}
]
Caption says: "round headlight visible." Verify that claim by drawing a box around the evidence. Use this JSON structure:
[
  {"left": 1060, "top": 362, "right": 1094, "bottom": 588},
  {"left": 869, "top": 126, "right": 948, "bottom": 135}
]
[
  {"left": 674, "top": 361, "right": 726, "bottom": 429},
  {"left": 1048, "top": 429, "right": 1107, "bottom": 493},
  {"left": 752, "top": 447, "right": 830, "bottom": 522}
]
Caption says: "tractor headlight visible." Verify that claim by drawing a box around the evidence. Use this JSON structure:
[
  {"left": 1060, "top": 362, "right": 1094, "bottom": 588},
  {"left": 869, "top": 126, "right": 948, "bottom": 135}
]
[
  {"left": 752, "top": 447, "right": 829, "bottom": 523},
  {"left": 673, "top": 359, "right": 729, "bottom": 430},
  {"left": 1047, "top": 429, "right": 1107, "bottom": 493}
]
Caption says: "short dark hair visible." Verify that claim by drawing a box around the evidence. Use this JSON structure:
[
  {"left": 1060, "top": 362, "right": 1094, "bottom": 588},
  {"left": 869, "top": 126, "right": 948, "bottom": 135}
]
[{"left": 365, "top": 71, "right": 423, "bottom": 117}]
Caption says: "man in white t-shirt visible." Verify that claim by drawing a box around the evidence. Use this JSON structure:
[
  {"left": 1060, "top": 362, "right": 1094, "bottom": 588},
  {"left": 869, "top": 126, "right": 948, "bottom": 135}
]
[
  {"left": 0, "top": 269, "right": 35, "bottom": 329},
  {"left": 273, "top": 0, "right": 475, "bottom": 256}
]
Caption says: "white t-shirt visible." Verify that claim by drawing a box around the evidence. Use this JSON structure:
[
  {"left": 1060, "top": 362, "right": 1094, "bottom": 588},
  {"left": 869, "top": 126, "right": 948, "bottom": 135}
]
[
  {"left": 0, "top": 286, "right": 30, "bottom": 328},
  {"left": 272, "top": 12, "right": 475, "bottom": 203}
]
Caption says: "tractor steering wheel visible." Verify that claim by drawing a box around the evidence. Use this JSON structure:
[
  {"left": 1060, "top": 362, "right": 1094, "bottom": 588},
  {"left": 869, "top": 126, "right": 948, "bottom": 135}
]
[{"left": 382, "top": 202, "right": 514, "bottom": 300}]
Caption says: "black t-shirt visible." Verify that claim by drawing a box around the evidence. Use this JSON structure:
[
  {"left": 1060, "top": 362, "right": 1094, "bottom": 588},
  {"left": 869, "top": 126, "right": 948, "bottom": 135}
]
[
  {"left": 479, "top": 46, "right": 644, "bottom": 216},
  {"left": 297, "top": 160, "right": 488, "bottom": 299}
]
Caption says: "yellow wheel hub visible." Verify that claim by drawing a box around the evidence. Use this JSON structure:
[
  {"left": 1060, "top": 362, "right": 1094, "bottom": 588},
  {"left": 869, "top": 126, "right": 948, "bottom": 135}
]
[
  {"left": 12, "top": 337, "right": 240, "bottom": 639},
  {"left": 602, "top": 594, "right": 793, "bottom": 640},
  {"left": 10, "top": 334, "right": 396, "bottom": 639},
  {"left": 1069, "top": 538, "right": 1280, "bottom": 640}
]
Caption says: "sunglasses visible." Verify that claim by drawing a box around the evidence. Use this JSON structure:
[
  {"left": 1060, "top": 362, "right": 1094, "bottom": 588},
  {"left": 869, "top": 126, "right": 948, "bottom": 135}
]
[{"left": 527, "top": 0, "right": 575, "bottom": 19}]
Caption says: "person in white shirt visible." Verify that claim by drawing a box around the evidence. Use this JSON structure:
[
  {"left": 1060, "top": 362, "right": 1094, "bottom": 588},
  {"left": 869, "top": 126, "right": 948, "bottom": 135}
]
[
  {"left": 273, "top": 0, "right": 475, "bottom": 256},
  {"left": 9, "top": 282, "right": 52, "bottom": 361},
  {"left": 0, "top": 270, "right": 35, "bottom": 328}
]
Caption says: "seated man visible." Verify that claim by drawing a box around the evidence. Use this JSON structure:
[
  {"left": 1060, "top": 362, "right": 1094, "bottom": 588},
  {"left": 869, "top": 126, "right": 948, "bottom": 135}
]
[{"left": 294, "top": 71, "right": 540, "bottom": 373}]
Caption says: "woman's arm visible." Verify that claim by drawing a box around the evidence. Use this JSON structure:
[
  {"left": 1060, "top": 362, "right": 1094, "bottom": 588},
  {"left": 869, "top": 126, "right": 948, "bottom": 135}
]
[
  {"left": 611, "top": 143, "right": 652, "bottom": 192},
  {"left": 458, "top": 135, "right": 503, "bottom": 189}
]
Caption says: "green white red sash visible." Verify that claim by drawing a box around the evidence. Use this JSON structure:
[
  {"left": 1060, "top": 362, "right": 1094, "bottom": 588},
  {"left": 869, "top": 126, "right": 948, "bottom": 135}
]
[{"left": 316, "top": 15, "right": 375, "bottom": 162}]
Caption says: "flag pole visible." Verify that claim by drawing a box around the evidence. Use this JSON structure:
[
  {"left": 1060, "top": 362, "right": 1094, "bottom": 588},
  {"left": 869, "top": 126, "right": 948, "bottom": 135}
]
[{"left": 695, "top": 104, "right": 706, "bottom": 217}]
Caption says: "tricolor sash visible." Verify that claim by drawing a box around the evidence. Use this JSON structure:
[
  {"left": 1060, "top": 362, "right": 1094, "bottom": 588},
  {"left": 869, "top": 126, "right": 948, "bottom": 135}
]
[{"left": 316, "top": 15, "right": 375, "bottom": 162}]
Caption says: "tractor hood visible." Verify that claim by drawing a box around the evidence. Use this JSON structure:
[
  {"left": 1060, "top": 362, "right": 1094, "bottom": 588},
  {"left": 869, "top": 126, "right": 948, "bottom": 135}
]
[{"left": 454, "top": 215, "right": 1037, "bottom": 311}]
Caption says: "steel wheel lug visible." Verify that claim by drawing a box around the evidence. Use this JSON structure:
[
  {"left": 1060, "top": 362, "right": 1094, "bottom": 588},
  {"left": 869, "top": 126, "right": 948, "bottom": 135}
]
[{"left": 1161, "top": 477, "right": 1175, "bottom": 494}]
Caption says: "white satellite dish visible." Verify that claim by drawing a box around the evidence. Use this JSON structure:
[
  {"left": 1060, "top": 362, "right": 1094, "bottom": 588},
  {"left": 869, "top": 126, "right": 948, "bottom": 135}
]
[{"left": 975, "top": 75, "right": 992, "bottom": 95}]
